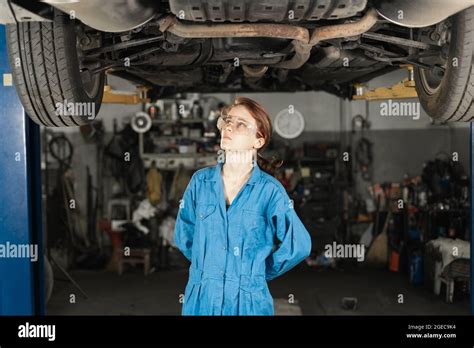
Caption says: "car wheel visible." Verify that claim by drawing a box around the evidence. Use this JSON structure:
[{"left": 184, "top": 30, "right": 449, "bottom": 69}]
[
  {"left": 6, "top": 10, "right": 105, "bottom": 127},
  {"left": 414, "top": 6, "right": 473, "bottom": 122}
]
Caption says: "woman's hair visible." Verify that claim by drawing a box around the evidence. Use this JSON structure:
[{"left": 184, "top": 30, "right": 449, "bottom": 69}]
[{"left": 226, "top": 96, "right": 283, "bottom": 175}]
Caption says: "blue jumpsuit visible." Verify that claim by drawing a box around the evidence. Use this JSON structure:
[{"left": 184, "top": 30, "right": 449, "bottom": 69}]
[{"left": 174, "top": 161, "right": 312, "bottom": 315}]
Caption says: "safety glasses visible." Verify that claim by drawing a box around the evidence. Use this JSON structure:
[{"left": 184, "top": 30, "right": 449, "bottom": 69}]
[{"left": 216, "top": 109, "right": 260, "bottom": 136}]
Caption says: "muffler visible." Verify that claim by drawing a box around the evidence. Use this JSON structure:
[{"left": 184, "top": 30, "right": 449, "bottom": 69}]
[
  {"left": 40, "top": 0, "right": 157, "bottom": 32},
  {"left": 373, "top": 0, "right": 474, "bottom": 28}
]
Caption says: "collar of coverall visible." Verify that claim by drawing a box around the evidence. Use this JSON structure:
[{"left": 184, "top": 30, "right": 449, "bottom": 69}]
[{"left": 205, "top": 160, "right": 261, "bottom": 186}]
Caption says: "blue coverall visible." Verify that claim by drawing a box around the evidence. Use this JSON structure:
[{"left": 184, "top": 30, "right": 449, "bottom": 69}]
[{"left": 174, "top": 161, "right": 312, "bottom": 315}]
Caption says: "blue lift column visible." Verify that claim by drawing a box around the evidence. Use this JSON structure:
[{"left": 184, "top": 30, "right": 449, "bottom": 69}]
[{"left": 0, "top": 25, "right": 44, "bottom": 315}]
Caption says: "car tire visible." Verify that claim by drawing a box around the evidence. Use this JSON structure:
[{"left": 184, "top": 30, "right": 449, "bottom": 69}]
[
  {"left": 414, "top": 6, "right": 474, "bottom": 122},
  {"left": 6, "top": 10, "right": 104, "bottom": 127}
]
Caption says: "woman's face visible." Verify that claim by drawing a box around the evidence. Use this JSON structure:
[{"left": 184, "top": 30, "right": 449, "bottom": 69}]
[{"left": 219, "top": 105, "right": 264, "bottom": 152}]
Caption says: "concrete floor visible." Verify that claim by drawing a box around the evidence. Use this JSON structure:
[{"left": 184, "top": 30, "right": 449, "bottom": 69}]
[{"left": 47, "top": 264, "right": 470, "bottom": 316}]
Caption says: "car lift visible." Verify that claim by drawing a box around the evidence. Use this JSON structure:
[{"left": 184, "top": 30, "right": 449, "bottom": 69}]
[
  {"left": 0, "top": 26, "right": 472, "bottom": 316},
  {"left": 0, "top": 25, "right": 44, "bottom": 315},
  {"left": 102, "top": 84, "right": 150, "bottom": 105},
  {"left": 352, "top": 65, "right": 418, "bottom": 101}
]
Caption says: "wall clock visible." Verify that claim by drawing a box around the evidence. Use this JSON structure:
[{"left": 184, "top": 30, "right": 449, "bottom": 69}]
[{"left": 274, "top": 108, "right": 305, "bottom": 139}]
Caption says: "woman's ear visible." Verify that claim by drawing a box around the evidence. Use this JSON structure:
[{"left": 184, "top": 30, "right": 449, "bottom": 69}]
[{"left": 253, "top": 136, "right": 264, "bottom": 150}]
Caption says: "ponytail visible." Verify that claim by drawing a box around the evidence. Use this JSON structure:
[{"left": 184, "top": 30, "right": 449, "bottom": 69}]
[{"left": 256, "top": 152, "right": 283, "bottom": 176}]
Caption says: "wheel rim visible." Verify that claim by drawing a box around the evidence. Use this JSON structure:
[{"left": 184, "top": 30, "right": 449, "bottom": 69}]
[
  {"left": 80, "top": 65, "right": 102, "bottom": 99},
  {"left": 418, "top": 20, "right": 452, "bottom": 95},
  {"left": 76, "top": 30, "right": 102, "bottom": 99},
  {"left": 419, "top": 59, "right": 446, "bottom": 95}
]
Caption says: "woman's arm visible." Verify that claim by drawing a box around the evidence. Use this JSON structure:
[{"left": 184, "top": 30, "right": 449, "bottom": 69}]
[
  {"left": 265, "top": 190, "right": 312, "bottom": 281},
  {"left": 173, "top": 173, "right": 197, "bottom": 262}
]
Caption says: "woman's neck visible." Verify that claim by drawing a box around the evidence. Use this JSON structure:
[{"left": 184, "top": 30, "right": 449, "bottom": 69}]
[{"left": 222, "top": 149, "right": 255, "bottom": 180}]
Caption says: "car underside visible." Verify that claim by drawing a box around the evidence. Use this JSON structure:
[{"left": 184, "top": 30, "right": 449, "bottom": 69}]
[{"left": 1, "top": 0, "right": 473, "bottom": 126}]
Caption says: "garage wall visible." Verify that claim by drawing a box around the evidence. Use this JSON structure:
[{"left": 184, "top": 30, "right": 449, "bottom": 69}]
[
  {"left": 237, "top": 91, "right": 341, "bottom": 131},
  {"left": 58, "top": 71, "right": 471, "bottom": 134}
]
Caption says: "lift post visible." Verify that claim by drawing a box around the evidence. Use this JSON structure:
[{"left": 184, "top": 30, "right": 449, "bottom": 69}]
[
  {"left": 352, "top": 65, "right": 418, "bottom": 101},
  {"left": 0, "top": 25, "right": 44, "bottom": 315}
]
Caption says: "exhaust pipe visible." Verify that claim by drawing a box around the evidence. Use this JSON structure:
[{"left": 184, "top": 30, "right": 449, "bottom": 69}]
[
  {"left": 158, "top": 9, "right": 379, "bottom": 70},
  {"left": 276, "top": 8, "right": 378, "bottom": 69},
  {"left": 158, "top": 15, "right": 310, "bottom": 42}
]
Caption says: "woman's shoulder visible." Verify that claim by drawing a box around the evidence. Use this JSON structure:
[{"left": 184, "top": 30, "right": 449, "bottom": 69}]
[
  {"left": 259, "top": 170, "right": 289, "bottom": 199},
  {"left": 259, "top": 173, "right": 294, "bottom": 215},
  {"left": 190, "top": 164, "right": 217, "bottom": 182}
]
